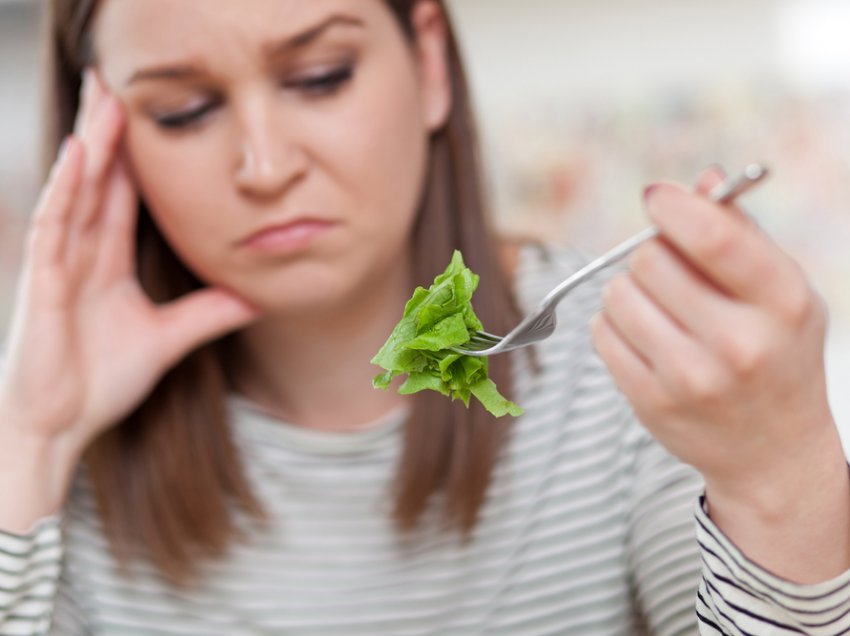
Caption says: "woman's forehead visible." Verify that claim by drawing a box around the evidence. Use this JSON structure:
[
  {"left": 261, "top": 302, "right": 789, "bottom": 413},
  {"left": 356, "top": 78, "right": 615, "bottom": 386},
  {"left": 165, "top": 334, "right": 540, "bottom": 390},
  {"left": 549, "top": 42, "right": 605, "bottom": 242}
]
[{"left": 93, "top": 0, "right": 384, "bottom": 69}]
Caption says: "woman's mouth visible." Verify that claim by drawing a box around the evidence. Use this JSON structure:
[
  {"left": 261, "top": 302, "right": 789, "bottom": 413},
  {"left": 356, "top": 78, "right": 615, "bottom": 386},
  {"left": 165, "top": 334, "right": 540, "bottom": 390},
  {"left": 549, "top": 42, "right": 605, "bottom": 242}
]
[{"left": 238, "top": 219, "right": 337, "bottom": 255}]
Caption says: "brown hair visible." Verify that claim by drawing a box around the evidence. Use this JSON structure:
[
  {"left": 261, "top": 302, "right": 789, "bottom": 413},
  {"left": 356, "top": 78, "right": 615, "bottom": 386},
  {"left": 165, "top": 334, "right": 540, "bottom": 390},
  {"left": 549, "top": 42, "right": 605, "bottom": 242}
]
[{"left": 44, "top": 0, "right": 522, "bottom": 585}]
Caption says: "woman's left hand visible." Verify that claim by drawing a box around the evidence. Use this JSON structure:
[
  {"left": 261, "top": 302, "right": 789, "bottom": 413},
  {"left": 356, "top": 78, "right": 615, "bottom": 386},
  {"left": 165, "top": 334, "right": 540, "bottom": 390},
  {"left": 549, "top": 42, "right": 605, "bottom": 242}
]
[{"left": 590, "top": 167, "right": 850, "bottom": 584}]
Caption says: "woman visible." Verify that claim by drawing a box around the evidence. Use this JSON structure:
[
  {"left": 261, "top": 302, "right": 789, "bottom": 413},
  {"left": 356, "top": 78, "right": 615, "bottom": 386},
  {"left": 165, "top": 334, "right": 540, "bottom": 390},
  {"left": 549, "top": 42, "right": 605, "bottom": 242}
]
[{"left": 1, "top": 0, "right": 848, "bottom": 633}]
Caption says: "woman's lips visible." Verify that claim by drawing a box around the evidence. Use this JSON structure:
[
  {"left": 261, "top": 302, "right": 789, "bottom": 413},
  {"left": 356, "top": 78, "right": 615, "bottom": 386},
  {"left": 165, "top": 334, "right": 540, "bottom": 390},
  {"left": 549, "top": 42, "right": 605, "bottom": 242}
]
[{"left": 239, "top": 219, "right": 336, "bottom": 255}]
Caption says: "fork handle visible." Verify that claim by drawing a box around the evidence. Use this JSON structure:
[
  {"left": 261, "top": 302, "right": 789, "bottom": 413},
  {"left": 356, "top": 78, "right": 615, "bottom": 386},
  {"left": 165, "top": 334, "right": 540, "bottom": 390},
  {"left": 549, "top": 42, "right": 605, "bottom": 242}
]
[{"left": 538, "top": 164, "right": 769, "bottom": 312}]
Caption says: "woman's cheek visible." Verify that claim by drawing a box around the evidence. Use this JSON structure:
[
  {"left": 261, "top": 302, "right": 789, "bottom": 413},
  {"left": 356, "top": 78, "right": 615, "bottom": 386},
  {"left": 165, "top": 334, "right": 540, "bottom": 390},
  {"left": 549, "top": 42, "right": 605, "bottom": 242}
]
[{"left": 127, "top": 141, "right": 226, "bottom": 274}]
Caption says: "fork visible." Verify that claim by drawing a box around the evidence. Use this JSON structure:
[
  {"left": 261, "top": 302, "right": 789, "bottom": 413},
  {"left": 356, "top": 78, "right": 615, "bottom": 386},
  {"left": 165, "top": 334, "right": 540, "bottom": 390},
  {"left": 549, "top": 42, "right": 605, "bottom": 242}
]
[{"left": 452, "top": 164, "right": 770, "bottom": 357}]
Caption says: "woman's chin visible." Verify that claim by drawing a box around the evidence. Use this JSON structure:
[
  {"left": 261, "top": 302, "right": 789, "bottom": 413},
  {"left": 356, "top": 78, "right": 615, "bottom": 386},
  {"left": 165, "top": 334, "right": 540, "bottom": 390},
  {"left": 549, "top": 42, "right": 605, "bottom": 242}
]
[
  {"left": 235, "top": 280, "right": 354, "bottom": 319},
  {"left": 214, "top": 250, "right": 408, "bottom": 321}
]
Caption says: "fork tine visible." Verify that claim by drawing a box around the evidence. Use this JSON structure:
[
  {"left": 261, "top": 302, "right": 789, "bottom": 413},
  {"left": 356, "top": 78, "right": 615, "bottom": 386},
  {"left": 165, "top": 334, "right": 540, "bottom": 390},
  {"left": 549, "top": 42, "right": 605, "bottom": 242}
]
[
  {"left": 453, "top": 339, "right": 495, "bottom": 353},
  {"left": 458, "top": 347, "right": 492, "bottom": 355},
  {"left": 468, "top": 331, "right": 502, "bottom": 344},
  {"left": 450, "top": 330, "right": 507, "bottom": 355}
]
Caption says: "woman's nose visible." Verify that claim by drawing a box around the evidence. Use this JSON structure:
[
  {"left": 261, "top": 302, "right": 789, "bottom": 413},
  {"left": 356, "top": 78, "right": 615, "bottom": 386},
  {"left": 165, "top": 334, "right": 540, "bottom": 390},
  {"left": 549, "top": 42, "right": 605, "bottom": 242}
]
[{"left": 233, "top": 101, "right": 308, "bottom": 198}]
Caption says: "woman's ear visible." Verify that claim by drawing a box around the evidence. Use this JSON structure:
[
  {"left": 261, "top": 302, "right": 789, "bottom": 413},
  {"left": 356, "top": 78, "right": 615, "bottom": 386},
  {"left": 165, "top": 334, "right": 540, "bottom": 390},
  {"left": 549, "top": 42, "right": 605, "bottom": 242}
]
[{"left": 410, "top": 1, "right": 452, "bottom": 133}]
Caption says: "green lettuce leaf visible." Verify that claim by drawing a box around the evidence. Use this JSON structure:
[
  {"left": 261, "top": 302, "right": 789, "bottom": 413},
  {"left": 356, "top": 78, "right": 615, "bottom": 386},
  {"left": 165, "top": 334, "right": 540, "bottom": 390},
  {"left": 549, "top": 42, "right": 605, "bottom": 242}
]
[{"left": 371, "top": 250, "right": 523, "bottom": 418}]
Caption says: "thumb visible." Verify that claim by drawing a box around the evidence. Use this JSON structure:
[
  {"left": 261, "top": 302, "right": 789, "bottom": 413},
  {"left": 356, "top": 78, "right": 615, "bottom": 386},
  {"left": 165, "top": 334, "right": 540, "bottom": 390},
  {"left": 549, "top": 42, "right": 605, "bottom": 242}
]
[
  {"left": 695, "top": 164, "right": 751, "bottom": 225},
  {"left": 157, "top": 288, "right": 262, "bottom": 363},
  {"left": 694, "top": 164, "right": 726, "bottom": 196}
]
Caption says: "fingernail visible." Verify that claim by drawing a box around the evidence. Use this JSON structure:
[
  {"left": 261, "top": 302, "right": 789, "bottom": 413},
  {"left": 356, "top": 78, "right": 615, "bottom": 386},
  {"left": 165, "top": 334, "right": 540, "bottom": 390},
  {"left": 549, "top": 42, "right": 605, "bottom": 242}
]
[
  {"left": 81, "top": 67, "right": 93, "bottom": 92},
  {"left": 91, "top": 68, "right": 107, "bottom": 96},
  {"left": 58, "top": 135, "right": 72, "bottom": 161},
  {"left": 77, "top": 70, "right": 93, "bottom": 112}
]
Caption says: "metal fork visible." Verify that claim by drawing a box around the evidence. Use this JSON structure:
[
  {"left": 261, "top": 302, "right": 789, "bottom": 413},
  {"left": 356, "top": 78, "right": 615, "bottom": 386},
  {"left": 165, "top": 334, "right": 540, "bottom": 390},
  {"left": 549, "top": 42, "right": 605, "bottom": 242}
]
[{"left": 452, "top": 164, "right": 770, "bottom": 357}]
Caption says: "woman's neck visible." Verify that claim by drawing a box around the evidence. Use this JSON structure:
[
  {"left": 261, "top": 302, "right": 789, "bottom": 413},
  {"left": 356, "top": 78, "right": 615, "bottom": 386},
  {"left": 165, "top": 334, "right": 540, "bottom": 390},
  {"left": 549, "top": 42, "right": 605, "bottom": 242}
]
[
  {"left": 229, "top": 240, "right": 523, "bottom": 432},
  {"left": 229, "top": 265, "right": 413, "bottom": 433}
]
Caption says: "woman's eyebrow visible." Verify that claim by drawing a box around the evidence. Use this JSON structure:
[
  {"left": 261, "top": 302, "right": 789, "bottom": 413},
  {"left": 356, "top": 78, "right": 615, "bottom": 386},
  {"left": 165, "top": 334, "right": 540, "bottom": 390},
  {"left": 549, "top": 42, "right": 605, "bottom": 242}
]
[
  {"left": 264, "top": 14, "right": 365, "bottom": 57},
  {"left": 125, "top": 14, "right": 365, "bottom": 87}
]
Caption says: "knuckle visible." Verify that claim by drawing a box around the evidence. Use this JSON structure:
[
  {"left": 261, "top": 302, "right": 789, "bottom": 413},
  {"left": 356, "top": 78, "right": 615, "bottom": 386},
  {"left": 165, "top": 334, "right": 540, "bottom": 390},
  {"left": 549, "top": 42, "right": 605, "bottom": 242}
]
[
  {"left": 603, "top": 274, "right": 630, "bottom": 307},
  {"left": 775, "top": 280, "right": 816, "bottom": 326},
  {"left": 76, "top": 152, "right": 105, "bottom": 189},
  {"left": 726, "top": 339, "right": 767, "bottom": 376},
  {"left": 694, "top": 224, "right": 736, "bottom": 262},
  {"left": 674, "top": 362, "right": 726, "bottom": 403},
  {"left": 631, "top": 242, "right": 662, "bottom": 280},
  {"left": 715, "top": 325, "right": 770, "bottom": 376},
  {"left": 30, "top": 214, "right": 61, "bottom": 237},
  {"left": 82, "top": 164, "right": 107, "bottom": 191},
  {"left": 646, "top": 385, "right": 677, "bottom": 414}
]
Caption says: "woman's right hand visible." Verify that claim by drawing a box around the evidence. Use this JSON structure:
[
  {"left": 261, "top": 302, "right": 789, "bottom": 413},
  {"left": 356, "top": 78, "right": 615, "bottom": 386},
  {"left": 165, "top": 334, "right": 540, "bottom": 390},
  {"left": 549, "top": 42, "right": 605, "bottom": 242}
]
[{"left": 0, "top": 69, "right": 261, "bottom": 495}]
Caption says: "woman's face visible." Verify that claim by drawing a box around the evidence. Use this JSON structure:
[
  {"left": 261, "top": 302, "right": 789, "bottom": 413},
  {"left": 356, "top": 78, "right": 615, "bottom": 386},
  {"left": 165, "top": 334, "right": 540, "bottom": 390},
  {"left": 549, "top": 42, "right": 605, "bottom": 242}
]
[{"left": 93, "top": 0, "right": 450, "bottom": 313}]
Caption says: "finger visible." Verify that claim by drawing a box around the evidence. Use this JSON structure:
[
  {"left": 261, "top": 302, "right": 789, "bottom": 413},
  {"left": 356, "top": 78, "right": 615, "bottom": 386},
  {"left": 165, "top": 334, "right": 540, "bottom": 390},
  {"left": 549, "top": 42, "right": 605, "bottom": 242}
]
[
  {"left": 644, "top": 183, "right": 798, "bottom": 307},
  {"left": 73, "top": 67, "right": 106, "bottom": 138},
  {"left": 694, "top": 165, "right": 751, "bottom": 225},
  {"left": 71, "top": 96, "right": 127, "bottom": 232},
  {"left": 602, "top": 273, "right": 693, "bottom": 369},
  {"left": 629, "top": 239, "right": 743, "bottom": 344},
  {"left": 601, "top": 272, "right": 730, "bottom": 402},
  {"left": 27, "top": 137, "right": 85, "bottom": 268},
  {"left": 70, "top": 68, "right": 124, "bottom": 234},
  {"left": 695, "top": 165, "right": 726, "bottom": 196},
  {"left": 91, "top": 155, "right": 139, "bottom": 282},
  {"left": 590, "top": 311, "right": 666, "bottom": 408},
  {"left": 157, "top": 289, "right": 262, "bottom": 366}
]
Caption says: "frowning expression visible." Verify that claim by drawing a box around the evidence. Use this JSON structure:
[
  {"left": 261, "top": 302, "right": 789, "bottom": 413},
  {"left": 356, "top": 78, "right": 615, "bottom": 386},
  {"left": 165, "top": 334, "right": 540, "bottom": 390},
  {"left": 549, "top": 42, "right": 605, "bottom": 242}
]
[{"left": 93, "top": 0, "right": 450, "bottom": 313}]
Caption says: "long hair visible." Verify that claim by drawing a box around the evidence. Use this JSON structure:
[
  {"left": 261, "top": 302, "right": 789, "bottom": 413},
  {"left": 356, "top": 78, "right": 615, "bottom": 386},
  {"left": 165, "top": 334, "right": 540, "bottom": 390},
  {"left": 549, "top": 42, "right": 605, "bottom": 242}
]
[{"left": 44, "top": 0, "right": 522, "bottom": 585}]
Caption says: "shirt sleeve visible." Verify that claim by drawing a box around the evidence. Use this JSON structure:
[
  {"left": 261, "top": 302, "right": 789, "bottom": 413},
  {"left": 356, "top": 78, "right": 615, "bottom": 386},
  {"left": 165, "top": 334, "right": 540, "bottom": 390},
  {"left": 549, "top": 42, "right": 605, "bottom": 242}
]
[
  {"left": 0, "top": 516, "right": 86, "bottom": 635},
  {"left": 695, "top": 496, "right": 850, "bottom": 635},
  {"left": 622, "top": 407, "right": 706, "bottom": 636}
]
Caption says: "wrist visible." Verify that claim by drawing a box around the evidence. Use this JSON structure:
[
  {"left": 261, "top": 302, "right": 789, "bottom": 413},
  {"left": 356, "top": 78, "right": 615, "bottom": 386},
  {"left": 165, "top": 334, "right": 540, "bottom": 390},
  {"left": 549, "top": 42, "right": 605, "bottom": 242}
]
[
  {"left": 0, "top": 419, "right": 81, "bottom": 534},
  {"left": 703, "top": 418, "right": 850, "bottom": 583},
  {"left": 703, "top": 408, "right": 843, "bottom": 519}
]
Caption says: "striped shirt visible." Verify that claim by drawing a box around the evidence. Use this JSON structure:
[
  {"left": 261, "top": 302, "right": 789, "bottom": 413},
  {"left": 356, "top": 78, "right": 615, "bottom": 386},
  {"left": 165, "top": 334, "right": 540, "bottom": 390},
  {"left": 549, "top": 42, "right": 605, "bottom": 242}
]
[{"left": 1, "top": 243, "right": 849, "bottom": 635}]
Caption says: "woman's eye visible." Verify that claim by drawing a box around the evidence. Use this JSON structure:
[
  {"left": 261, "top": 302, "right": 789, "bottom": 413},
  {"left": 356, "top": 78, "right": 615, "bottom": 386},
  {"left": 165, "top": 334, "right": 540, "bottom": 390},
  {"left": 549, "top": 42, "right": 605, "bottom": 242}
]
[
  {"left": 154, "top": 102, "right": 218, "bottom": 130},
  {"left": 148, "top": 66, "right": 353, "bottom": 130},
  {"left": 288, "top": 66, "right": 354, "bottom": 96}
]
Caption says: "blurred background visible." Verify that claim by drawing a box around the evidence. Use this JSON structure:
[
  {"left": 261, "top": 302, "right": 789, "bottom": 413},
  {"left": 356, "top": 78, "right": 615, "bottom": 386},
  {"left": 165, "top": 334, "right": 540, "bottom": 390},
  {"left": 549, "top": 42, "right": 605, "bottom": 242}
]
[{"left": 1, "top": 0, "right": 848, "bottom": 450}]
